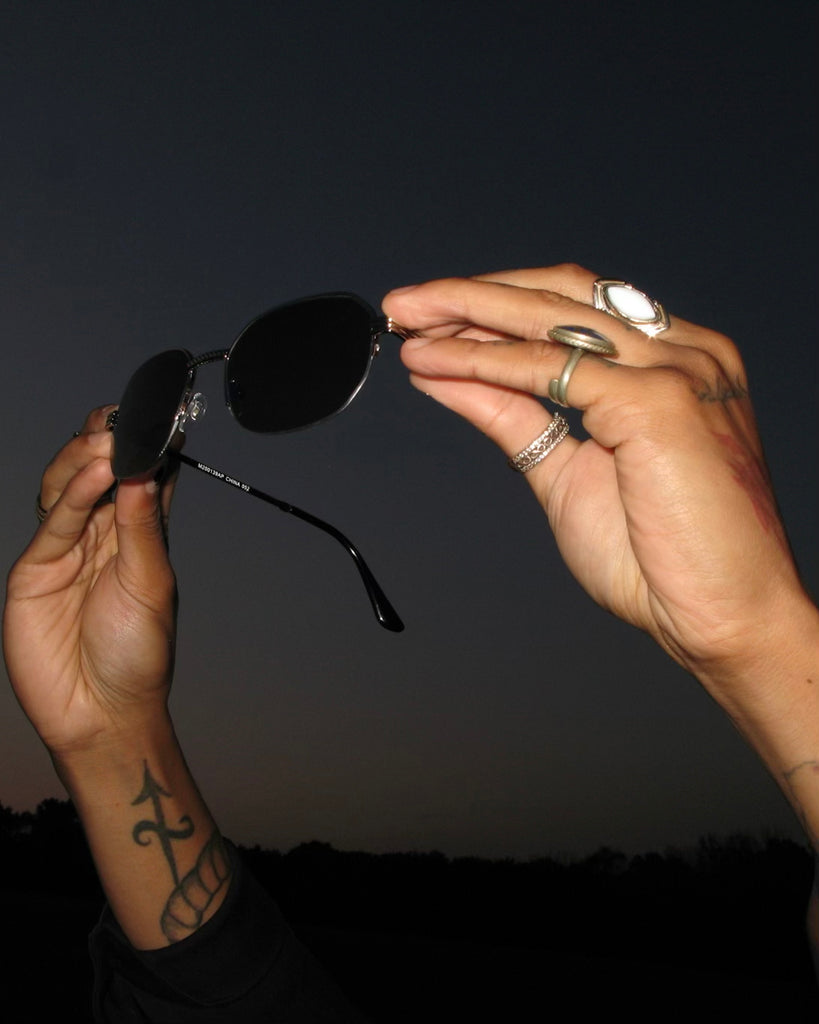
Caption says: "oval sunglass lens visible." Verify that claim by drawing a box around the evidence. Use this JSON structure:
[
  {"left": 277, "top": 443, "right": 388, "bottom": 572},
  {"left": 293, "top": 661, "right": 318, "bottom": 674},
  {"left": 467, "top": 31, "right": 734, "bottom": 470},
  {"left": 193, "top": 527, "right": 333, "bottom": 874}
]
[
  {"left": 226, "top": 294, "right": 374, "bottom": 432},
  {"left": 112, "top": 349, "right": 192, "bottom": 478}
]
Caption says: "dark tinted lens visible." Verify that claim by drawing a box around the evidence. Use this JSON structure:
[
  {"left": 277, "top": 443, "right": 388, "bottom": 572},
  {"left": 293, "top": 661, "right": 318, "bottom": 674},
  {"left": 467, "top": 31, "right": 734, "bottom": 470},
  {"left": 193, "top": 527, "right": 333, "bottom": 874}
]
[
  {"left": 112, "top": 349, "right": 192, "bottom": 478},
  {"left": 226, "top": 294, "right": 375, "bottom": 432}
]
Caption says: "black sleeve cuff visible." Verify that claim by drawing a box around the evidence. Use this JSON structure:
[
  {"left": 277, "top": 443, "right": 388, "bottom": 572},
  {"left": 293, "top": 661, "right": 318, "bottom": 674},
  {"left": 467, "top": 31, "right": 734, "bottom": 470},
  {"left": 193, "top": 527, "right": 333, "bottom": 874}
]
[{"left": 89, "top": 841, "right": 367, "bottom": 1022}]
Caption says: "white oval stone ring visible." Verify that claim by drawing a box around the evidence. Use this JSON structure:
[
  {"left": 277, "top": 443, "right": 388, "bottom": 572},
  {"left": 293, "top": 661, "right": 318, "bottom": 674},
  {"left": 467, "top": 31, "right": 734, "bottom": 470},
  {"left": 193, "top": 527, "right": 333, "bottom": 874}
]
[{"left": 593, "top": 279, "right": 669, "bottom": 337}]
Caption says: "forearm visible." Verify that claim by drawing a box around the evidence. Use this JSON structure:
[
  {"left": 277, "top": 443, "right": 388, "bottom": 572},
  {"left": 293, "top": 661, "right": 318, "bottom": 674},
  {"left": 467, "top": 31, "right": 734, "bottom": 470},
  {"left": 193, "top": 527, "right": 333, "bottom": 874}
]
[
  {"left": 52, "top": 714, "right": 231, "bottom": 951},
  {"left": 696, "top": 593, "right": 819, "bottom": 853},
  {"left": 688, "top": 590, "right": 819, "bottom": 973}
]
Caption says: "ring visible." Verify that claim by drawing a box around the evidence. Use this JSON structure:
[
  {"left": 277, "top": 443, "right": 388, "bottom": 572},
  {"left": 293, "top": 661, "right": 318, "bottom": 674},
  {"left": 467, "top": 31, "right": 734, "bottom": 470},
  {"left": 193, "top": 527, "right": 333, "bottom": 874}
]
[
  {"left": 35, "top": 495, "right": 49, "bottom": 523},
  {"left": 508, "top": 413, "right": 570, "bottom": 473},
  {"left": 592, "top": 279, "right": 669, "bottom": 336},
  {"left": 548, "top": 349, "right": 585, "bottom": 407},
  {"left": 546, "top": 325, "right": 617, "bottom": 356},
  {"left": 545, "top": 325, "right": 616, "bottom": 406}
]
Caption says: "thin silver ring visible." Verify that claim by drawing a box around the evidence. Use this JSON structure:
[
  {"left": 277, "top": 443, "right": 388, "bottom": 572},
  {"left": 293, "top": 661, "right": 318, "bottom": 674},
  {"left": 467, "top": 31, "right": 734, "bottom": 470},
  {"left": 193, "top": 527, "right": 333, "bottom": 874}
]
[
  {"left": 548, "top": 348, "right": 585, "bottom": 408},
  {"left": 592, "top": 279, "right": 669, "bottom": 336},
  {"left": 508, "top": 413, "right": 570, "bottom": 473}
]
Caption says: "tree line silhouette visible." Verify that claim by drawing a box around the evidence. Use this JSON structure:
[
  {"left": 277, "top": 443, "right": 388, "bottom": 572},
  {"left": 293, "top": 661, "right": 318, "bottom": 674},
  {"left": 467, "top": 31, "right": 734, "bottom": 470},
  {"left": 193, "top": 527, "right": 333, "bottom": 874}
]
[{"left": 2, "top": 797, "right": 817, "bottom": 1019}]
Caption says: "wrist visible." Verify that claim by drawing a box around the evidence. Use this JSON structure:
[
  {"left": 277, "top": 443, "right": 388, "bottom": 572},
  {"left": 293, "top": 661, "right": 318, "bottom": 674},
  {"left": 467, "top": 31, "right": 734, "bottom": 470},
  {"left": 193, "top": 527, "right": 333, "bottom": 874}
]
[
  {"left": 693, "top": 593, "right": 819, "bottom": 849},
  {"left": 50, "top": 711, "right": 228, "bottom": 950},
  {"left": 693, "top": 589, "right": 819, "bottom": 733},
  {"left": 50, "top": 709, "right": 179, "bottom": 804}
]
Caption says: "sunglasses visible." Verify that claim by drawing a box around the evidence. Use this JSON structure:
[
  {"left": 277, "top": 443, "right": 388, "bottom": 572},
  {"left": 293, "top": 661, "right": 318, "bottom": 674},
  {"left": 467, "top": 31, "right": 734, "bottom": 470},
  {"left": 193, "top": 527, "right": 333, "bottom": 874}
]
[{"left": 111, "top": 292, "right": 416, "bottom": 632}]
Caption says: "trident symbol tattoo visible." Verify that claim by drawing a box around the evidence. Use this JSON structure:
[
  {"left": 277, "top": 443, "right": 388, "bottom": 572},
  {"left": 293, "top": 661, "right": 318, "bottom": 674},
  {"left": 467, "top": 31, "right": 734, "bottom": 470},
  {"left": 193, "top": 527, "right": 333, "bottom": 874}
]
[{"left": 132, "top": 761, "right": 195, "bottom": 885}]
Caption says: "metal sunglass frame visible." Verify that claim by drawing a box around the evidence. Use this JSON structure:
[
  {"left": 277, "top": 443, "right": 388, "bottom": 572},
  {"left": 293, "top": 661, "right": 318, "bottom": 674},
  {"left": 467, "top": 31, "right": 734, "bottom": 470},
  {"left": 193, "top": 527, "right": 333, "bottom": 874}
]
[{"left": 112, "top": 298, "right": 417, "bottom": 633}]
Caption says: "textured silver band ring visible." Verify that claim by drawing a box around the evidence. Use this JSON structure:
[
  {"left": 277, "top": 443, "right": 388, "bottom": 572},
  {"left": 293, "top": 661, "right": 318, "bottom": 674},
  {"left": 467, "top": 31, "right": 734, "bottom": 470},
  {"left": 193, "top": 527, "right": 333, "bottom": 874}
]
[
  {"left": 592, "top": 279, "right": 669, "bottom": 336},
  {"left": 508, "top": 413, "right": 570, "bottom": 473}
]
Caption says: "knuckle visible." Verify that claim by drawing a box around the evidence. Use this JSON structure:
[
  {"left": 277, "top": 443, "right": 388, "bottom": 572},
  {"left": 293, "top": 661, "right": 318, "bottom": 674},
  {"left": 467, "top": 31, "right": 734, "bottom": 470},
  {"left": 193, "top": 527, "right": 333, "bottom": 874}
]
[
  {"left": 553, "top": 262, "right": 596, "bottom": 288},
  {"left": 677, "top": 335, "right": 749, "bottom": 398},
  {"left": 648, "top": 364, "right": 703, "bottom": 410},
  {"left": 683, "top": 347, "right": 722, "bottom": 384},
  {"left": 705, "top": 329, "right": 745, "bottom": 374},
  {"left": 525, "top": 291, "right": 575, "bottom": 337}
]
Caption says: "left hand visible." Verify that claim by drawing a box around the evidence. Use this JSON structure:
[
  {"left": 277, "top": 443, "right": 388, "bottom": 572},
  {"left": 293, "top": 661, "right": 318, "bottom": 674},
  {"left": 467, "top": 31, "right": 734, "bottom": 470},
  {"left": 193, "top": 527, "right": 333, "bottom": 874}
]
[{"left": 3, "top": 406, "right": 180, "bottom": 756}]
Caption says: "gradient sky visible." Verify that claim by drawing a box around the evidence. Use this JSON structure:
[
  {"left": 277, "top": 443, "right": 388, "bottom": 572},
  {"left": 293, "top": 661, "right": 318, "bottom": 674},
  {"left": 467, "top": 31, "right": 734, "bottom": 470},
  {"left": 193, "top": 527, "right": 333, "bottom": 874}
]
[{"left": 1, "top": 1, "right": 816, "bottom": 861}]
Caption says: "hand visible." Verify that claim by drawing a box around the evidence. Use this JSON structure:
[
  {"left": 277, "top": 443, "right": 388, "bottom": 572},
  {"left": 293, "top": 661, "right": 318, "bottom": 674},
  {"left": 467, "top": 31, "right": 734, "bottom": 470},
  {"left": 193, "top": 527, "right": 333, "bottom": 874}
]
[
  {"left": 3, "top": 406, "right": 179, "bottom": 756},
  {"left": 383, "top": 266, "right": 812, "bottom": 697}
]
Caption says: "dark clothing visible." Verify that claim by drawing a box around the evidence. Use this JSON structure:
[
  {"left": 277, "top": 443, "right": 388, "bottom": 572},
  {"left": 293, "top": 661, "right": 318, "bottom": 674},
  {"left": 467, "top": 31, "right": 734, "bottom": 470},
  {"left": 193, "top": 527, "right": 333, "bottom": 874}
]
[{"left": 89, "top": 845, "right": 367, "bottom": 1022}]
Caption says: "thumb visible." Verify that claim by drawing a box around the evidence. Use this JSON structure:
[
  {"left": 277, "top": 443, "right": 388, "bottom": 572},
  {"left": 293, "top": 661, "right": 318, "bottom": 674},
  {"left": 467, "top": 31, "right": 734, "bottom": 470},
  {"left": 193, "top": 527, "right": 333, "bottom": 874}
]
[{"left": 113, "top": 476, "right": 176, "bottom": 608}]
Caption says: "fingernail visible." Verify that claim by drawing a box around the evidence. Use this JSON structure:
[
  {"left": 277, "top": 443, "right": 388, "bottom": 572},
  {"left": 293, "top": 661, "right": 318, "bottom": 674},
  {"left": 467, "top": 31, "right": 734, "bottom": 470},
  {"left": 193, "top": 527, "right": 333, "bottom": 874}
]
[
  {"left": 388, "top": 284, "right": 418, "bottom": 295},
  {"left": 402, "top": 335, "right": 433, "bottom": 350}
]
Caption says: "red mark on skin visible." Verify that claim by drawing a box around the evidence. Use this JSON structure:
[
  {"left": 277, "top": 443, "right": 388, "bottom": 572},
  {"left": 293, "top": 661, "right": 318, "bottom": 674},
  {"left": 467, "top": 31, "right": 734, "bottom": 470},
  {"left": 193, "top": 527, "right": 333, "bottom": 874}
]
[{"left": 713, "top": 433, "right": 787, "bottom": 549}]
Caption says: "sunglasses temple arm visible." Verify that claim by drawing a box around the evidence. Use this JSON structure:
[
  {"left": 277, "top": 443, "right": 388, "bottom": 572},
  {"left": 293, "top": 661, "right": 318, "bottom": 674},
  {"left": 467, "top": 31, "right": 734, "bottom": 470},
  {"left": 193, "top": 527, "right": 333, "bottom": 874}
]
[{"left": 172, "top": 452, "right": 404, "bottom": 633}]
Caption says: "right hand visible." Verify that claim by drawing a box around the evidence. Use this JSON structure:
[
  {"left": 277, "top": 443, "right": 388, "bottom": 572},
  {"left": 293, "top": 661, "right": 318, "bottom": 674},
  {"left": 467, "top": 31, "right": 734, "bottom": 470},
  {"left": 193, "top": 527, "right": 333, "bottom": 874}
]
[
  {"left": 383, "top": 268, "right": 811, "bottom": 693},
  {"left": 3, "top": 406, "right": 179, "bottom": 756}
]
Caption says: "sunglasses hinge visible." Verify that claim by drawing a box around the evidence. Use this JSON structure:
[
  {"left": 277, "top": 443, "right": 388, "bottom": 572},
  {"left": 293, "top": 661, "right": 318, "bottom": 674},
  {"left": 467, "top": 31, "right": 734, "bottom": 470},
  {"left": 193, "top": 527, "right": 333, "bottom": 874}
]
[{"left": 177, "top": 391, "right": 208, "bottom": 434}]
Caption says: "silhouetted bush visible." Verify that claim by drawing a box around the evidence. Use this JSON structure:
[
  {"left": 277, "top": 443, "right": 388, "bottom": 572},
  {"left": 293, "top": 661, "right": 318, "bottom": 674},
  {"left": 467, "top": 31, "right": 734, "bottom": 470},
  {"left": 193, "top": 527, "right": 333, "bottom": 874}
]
[{"left": 1, "top": 798, "right": 816, "bottom": 1018}]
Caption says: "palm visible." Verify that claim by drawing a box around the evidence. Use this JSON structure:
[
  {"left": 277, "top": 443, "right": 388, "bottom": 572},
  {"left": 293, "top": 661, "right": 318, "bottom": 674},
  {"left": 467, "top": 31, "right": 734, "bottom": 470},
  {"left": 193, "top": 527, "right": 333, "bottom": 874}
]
[
  {"left": 6, "top": 502, "right": 175, "bottom": 752},
  {"left": 543, "top": 438, "right": 647, "bottom": 624},
  {"left": 542, "top": 403, "right": 790, "bottom": 674}
]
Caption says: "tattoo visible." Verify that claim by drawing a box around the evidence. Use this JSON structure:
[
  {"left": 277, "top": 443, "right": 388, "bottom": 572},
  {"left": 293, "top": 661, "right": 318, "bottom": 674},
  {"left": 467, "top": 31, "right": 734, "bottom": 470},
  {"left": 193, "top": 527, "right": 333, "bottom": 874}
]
[
  {"left": 695, "top": 375, "right": 749, "bottom": 404},
  {"left": 712, "top": 432, "right": 787, "bottom": 550},
  {"left": 160, "top": 829, "right": 231, "bottom": 942},
  {"left": 131, "top": 762, "right": 232, "bottom": 943},
  {"left": 132, "top": 762, "right": 195, "bottom": 885},
  {"left": 783, "top": 761, "right": 819, "bottom": 784}
]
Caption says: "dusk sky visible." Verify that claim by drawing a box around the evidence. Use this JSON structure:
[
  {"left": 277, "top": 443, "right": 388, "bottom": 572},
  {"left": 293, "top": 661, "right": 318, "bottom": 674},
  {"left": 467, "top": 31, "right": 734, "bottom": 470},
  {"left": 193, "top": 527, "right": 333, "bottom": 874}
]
[{"left": 1, "top": 1, "right": 816, "bottom": 861}]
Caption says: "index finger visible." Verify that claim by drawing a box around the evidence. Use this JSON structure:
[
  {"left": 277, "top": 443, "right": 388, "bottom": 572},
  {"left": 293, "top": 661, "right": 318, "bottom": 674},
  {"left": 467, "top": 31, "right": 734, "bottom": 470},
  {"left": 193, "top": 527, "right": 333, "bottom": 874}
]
[{"left": 383, "top": 275, "right": 627, "bottom": 344}]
